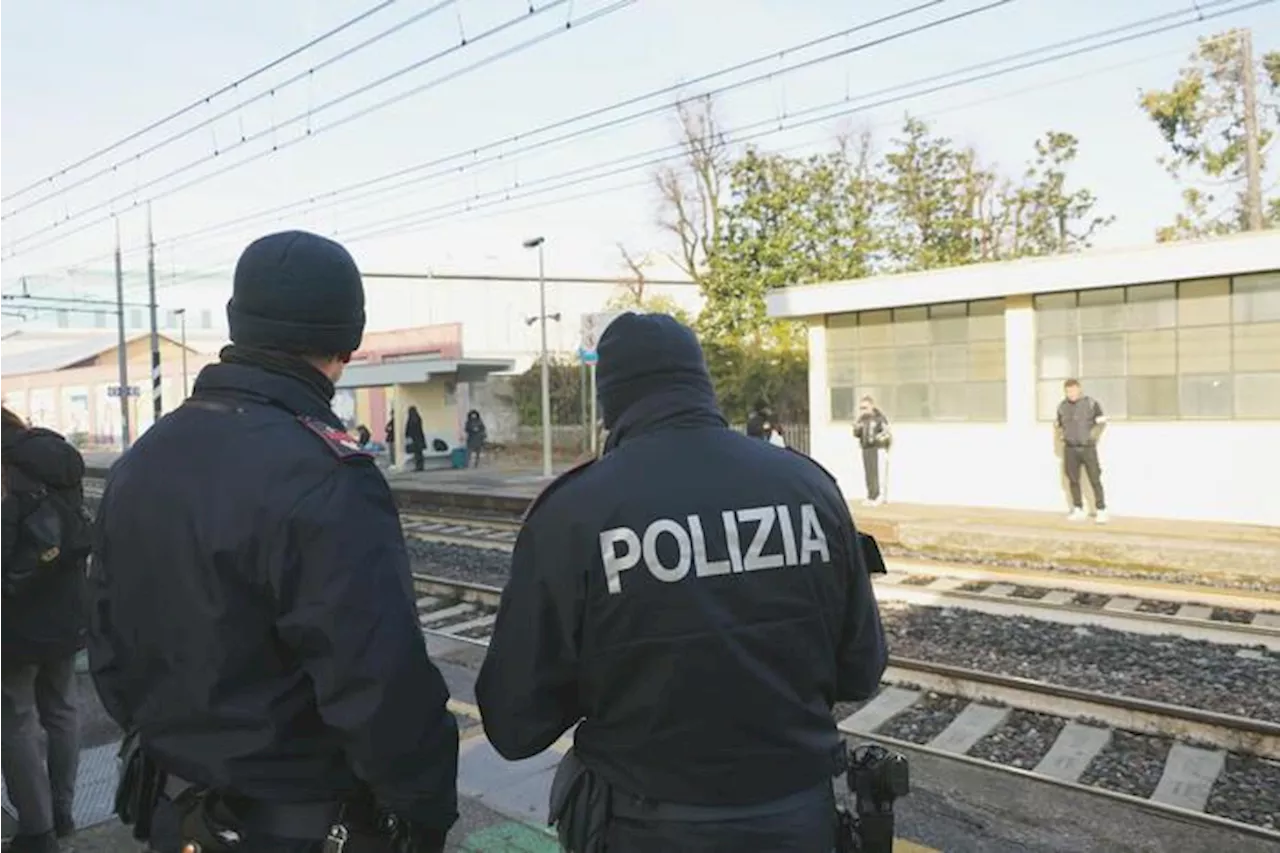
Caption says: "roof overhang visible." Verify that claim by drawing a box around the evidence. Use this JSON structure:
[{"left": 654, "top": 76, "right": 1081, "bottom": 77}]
[
  {"left": 336, "top": 357, "right": 515, "bottom": 390},
  {"left": 766, "top": 230, "right": 1280, "bottom": 320}
]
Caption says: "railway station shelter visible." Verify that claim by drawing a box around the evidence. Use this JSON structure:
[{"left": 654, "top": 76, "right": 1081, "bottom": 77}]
[{"left": 766, "top": 231, "right": 1280, "bottom": 526}]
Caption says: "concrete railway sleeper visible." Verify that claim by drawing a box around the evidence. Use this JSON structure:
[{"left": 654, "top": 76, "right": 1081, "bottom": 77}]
[{"left": 411, "top": 573, "right": 1280, "bottom": 842}]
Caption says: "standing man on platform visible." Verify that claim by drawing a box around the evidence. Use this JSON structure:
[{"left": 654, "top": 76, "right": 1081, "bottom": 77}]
[
  {"left": 476, "top": 312, "right": 887, "bottom": 852},
  {"left": 89, "top": 231, "right": 459, "bottom": 852},
  {"left": 1056, "top": 378, "right": 1109, "bottom": 524}
]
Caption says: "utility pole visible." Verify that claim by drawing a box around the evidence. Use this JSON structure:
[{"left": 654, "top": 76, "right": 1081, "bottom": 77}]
[
  {"left": 1241, "top": 28, "right": 1264, "bottom": 231},
  {"left": 147, "top": 202, "right": 163, "bottom": 425},
  {"left": 113, "top": 219, "right": 132, "bottom": 450},
  {"left": 523, "top": 236, "right": 552, "bottom": 478}
]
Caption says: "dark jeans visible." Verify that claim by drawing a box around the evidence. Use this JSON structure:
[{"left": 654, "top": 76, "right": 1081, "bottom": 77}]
[
  {"left": 412, "top": 447, "right": 425, "bottom": 472},
  {"left": 861, "top": 447, "right": 880, "bottom": 501},
  {"left": 1064, "top": 444, "right": 1106, "bottom": 510},
  {"left": 1, "top": 654, "right": 79, "bottom": 836}
]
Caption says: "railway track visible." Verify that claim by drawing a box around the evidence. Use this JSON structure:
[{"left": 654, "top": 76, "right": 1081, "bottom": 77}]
[
  {"left": 410, "top": 572, "right": 1280, "bottom": 844},
  {"left": 399, "top": 510, "right": 1280, "bottom": 650}
]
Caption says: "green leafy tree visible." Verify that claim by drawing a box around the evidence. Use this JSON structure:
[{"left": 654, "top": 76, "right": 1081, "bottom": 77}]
[
  {"left": 510, "top": 356, "right": 586, "bottom": 427},
  {"left": 1139, "top": 29, "right": 1280, "bottom": 240},
  {"left": 1005, "top": 131, "right": 1114, "bottom": 256}
]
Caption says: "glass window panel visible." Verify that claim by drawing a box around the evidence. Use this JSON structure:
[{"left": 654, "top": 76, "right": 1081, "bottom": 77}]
[
  {"left": 1126, "top": 283, "right": 1177, "bottom": 330},
  {"left": 929, "top": 303, "right": 968, "bottom": 343},
  {"left": 970, "top": 298, "right": 1004, "bottom": 316},
  {"left": 1078, "top": 288, "right": 1125, "bottom": 332},
  {"left": 931, "top": 345, "right": 968, "bottom": 382},
  {"left": 827, "top": 349, "right": 858, "bottom": 385},
  {"left": 1232, "top": 272, "right": 1280, "bottom": 323},
  {"left": 827, "top": 316, "right": 859, "bottom": 350},
  {"left": 860, "top": 348, "right": 897, "bottom": 384},
  {"left": 968, "top": 340, "right": 1006, "bottom": 381},
  {"left": 859, "top": 310, "right": 893, "bottom": 347},
  {"left": 1178, "top": 326, "right": 1231, "bottom": 374},
  {"left": 969, "top": 299, "right": 1005, "bottom": 341},
  {"left": 855, "top": 387, "right": 889, "bottom": 416},
  {"left": 830, "top": 387, "right": 856, "bottom": 421},
  {"left": 1128, "top": 376, "right": 1179, "bottom": 418},
  {"left": 967, "top": 381, "right": 1007, "bottom": 421},
  {"left": 1233, "top": 322, "right": 1280, "bottom": 372},
  {"left": 895, "top": 346, "right": 930, "bottom": 382},
  {"left": 1179, "top": 375, "right": 1232, "bottom": 419},
  {"left": 893, "top": 306, "right": 931, "bottom": 345},
  {"left": 1126, "top": 330, "right": 1176, "bottom": 376},
  {"left": 1234, "top": 373, "right": 1280, "bottom": 418},
  {"left": 1178, "top": 277, "right": 1230, "bottom": 326},
  {"left": 1081, "top": 334, "right": 1126, "bottom": 377},
  {"left": 1037, "top": 380, "right": 1065, "bottom": 420},
  {"left": 895, "top": 383, "right": 930, "bottom": 420},
  {"left": 1082, "top": 378, "right": 1127, "bottom": 419},
  {"left": 1038, "top": 336, "right": 1079, "bottom": 379},
  {"left": 828, "top": 312, "right": 859, "bottom": 329},
  {"left": 929, "top": 302, "right": 968, "bottom": 317},
  {"left": 930, "top": 383, "right": 969, "bottom": 420},
  {"left": 1034, "top": 292, "right": 1078, "bottom": 337}
]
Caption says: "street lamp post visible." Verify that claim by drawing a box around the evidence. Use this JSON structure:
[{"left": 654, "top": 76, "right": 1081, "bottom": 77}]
[
  {"left": 522, "top": 236, "right": 552, "bottom": 478},
  {"left": 175, "top": 308, "right": 189, "bottom": 399}
]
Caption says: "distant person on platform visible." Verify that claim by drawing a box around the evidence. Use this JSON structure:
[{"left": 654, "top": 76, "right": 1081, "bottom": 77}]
[
  {"left": 1056, "top": 378, "right": 1108, "bottom": 523},
  {"left": 745, "top": 399, "right": 784, "bottom": 446},
  {"left": 464, "top": 410, "right": 487, "bottom": 468},
  {"left": 406, "top": 406, "right": 426, "bottom": 472},
  {"left": 853, "top": 396, "right": 891, "bottom": 506},
  {"left": 385, "top": 411, "right": 396, "bottom": 465}
]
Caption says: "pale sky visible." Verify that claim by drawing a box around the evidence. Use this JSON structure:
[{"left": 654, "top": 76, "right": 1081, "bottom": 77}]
[{"left": 2, "top": 0, "right": 1277, "bottom": 311}]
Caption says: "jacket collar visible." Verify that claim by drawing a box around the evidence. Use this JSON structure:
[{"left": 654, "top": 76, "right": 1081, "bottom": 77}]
[{"left": 191, "top": 362, "right": 342, "bottom": 428}]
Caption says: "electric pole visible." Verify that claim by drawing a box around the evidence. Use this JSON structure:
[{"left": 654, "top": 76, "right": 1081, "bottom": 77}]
[
  {"left": 1241, "top": 28, "right": 1264, "bottom": 231},
  {"left": 147, "top": 202, "right": 163, "bottom": 425},
  {"left": 114, "top": 219, "right": 132, "bottom": 450}
]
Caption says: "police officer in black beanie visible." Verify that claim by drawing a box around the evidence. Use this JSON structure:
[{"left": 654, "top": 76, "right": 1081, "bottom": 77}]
[
  {"left": 89, "top": 231, "right": 459, "bottom": 853},
  {"left": 477, "top": 312, "right": 887, "bottom": 852}
]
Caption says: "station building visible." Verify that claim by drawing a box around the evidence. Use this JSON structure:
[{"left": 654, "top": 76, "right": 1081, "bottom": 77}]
[{"left": 765, "top": 231, "right": 1280, "bottom": 527}]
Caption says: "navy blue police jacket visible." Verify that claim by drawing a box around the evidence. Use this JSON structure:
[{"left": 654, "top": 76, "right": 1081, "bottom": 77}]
[
  {"left": 88, "top": 362, "right": 459, "bottom": 834},
  {"left": 475, "top": 393, "right": 888, "bottom": 806}
]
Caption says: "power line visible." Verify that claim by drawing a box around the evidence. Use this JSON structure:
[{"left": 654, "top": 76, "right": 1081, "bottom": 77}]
[
  {"left": 363, "top": 271, "right": 696, "bottom": 285},
  {"left": 1, "top": 0, "right": 400, "bottom": 205},
  {"left": 2, "top": 0, "right": 634, "bottom": 260},
  {"left": 340, "top": 0, "right": 1270, "bottom": 244}
]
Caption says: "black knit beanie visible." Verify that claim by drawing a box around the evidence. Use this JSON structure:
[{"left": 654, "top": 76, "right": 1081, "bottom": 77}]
[
  {"left": 595, "top": 312, "right": 715, "bottom": 427},
  {"left": 226, "top": 230, "right": 366, "bottom": 354}
]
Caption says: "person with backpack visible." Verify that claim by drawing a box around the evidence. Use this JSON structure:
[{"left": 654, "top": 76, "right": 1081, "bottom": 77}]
[
  {"left": 853, "top": 396, "right": 891, "bottom": 506},
  {"left": 2, "top": 407, "right": 90, "bottom": 853}
]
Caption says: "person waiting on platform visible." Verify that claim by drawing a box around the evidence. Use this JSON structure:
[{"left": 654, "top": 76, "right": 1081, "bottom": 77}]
[
  {"left": 853, "top": 396, "right": 891, "bottom": 506},
  {"left": 406, "top": 405, "right": 427, "bottom": 472},
  {"left": 464, "top": 410, "right": 487, "bottom": 468},
  {"left": 1056, "top": 378, "right": 1109, "bottom": 523}
]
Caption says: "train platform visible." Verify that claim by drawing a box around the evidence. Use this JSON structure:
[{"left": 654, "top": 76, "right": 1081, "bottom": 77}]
[{"left": 82, "top": 453, "right": 1280, "bottom": 580}]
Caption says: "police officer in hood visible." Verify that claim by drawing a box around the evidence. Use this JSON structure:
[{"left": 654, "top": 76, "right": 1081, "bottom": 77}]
[
  {"left": 89, "top": 231, "right": 459, "bottom": 852},
  {"left": 476, "top": 313, "right": 888, "bottom": 852}
]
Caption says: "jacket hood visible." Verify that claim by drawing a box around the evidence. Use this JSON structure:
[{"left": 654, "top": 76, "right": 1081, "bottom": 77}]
[{"left": 1, "top": 426, "right": 86, "bottom": 489}]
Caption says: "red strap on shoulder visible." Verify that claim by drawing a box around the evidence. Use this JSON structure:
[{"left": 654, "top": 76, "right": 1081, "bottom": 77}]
[
  {"left": 522, "top": 457, "right": 596, "bottom": 522},
  {"left": 298, "top": 416, "right": 374, "bottom": 461}
]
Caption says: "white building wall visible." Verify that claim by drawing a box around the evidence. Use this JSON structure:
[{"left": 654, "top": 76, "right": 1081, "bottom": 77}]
[{"left": 808, "top": 301, "right": 1280, "bottom": 527}]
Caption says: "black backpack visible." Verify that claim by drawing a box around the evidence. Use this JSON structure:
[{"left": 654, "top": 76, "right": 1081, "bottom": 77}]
[{"left": 3, "top": 467, "right": 92, "bottom": 597}]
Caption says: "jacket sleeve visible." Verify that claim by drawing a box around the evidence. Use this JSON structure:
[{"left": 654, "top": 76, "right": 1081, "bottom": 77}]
[
  {"left": 834, "top": 510, "right": 889, "bottom": 702},
  {"left": 86, "top": 483, "right": 134, "bottom": 730},
  {"left": 275, "top": 464, "right": 458, "bottom": 834},
  {"left": 475, "top": 516, "right": 581, "bottom": 760}
]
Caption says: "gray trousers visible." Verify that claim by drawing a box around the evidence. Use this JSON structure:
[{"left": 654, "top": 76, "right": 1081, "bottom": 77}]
[{"left": 1, "top": 655, "right": 79, "bottom": 835}]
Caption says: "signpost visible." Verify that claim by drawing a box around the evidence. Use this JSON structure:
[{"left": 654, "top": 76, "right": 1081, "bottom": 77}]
[
  {"left": 579, "top": 311, "right": 623, "bottom": 455},
  {"left": 107, "top": 385, "right": 141, "bottom": 398}
]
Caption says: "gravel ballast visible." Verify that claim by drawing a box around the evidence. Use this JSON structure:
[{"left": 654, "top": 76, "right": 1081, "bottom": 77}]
[
  {"left": 967, "top": 709, "right": 1066, "bottom": 770},
  {"left": 1076, "top": 730, "right": 1171, "bottom": 799},
  {"left": 1205, "top": 754, "right": 1280, "bottom": 831},
  {"left": 881, "top": 604, "right": 1279, "bottom": 721},
  {"left": 407, "top": 539, "right": 512, "bottom": 587},
  {"left": 874, "top": 692, "right": 966, "bottom": 744}
]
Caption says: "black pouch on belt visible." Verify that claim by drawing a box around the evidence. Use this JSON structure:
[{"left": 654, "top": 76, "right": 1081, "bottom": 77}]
[
  {"left": 115, "top": 730, "right": 168, "bottom": 841},
  {"left": 548, "top": 748, "right": 612, "bottom": 853}
]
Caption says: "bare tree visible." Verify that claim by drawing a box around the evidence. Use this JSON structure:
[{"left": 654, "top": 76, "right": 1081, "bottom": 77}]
[
  {"left": 654, "top": 97, "right": 729, "bottom": 283},
  {"left": 615, "top": 242, "right": 652, "bottom": 304}
]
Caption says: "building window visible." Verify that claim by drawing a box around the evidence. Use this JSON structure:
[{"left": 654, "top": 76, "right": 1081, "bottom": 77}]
[
  {"left": 827, "top": 299, "right": 1006, "bottom": 422},
  {"left": 94, "top": 310, "right": 109, "bottom": 328},
  {"left": 56, "top": 309, "right": 69, "bottom": 328},
  {"left": 1033, "top": 273, "right": 1280, "bottom": 420},
  {"left": 129, "top": 308, "right": 143, "bottom": 328}
]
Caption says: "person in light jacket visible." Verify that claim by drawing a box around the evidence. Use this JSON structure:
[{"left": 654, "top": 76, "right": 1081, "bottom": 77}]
[{"left": 852, "top": 396, "right": 891, "bottom": 506}]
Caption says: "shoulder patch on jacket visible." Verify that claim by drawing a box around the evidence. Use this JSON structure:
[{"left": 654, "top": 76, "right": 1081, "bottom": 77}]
[
  {"left": 298, "top": 416, "right": 373, "bottom": 461},
  {"left": 522, "top": 458, "right": 596, "bottom": 523}
]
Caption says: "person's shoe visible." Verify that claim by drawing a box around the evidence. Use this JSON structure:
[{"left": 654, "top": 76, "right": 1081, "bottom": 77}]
[
  {"left": 52, "top": 810, "right": 74, "bottom": 840},
  {"left": 7, "top": 831, "right": 58, "bottom": 853},
  {"left": 1066, "top": 508, "right": 1086, "bottom": 521},
  {"left": 1095, "top": 510, "right": 1109, "bottom": 525}
]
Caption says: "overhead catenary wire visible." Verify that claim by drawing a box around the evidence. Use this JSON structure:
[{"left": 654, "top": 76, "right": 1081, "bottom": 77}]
[
  {"left": 90, "top": 0, "right": 1252, "bottom": 263},
  {"left": 2, "top": 0, "right": 634, "bottom": 258},
  {"left": 337, "top": 0, "right": 1271, "bottom": 244},
  {"left": 2, "top": 0, "right": 456, "bottom": 223},
  {"left": 1, "top": 0, "right": 401, "bottom": 205}
]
